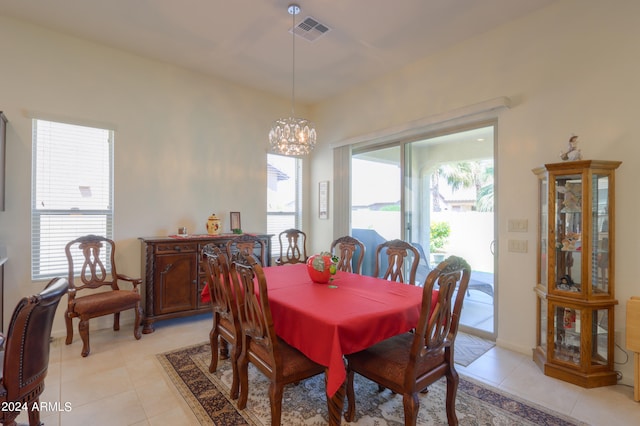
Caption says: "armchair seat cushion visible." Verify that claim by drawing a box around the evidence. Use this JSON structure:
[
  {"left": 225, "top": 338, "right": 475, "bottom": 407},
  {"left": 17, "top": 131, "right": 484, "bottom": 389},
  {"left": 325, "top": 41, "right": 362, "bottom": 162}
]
[{"left": 71, "top": 290, "right": 140, "bottom": 317}]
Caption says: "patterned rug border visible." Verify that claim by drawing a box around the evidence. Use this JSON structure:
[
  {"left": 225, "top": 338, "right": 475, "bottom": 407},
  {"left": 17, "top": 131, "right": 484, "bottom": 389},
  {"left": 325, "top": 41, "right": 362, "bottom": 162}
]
[{"left": 157, "top": 342, "right": 587, "bottom": 426}]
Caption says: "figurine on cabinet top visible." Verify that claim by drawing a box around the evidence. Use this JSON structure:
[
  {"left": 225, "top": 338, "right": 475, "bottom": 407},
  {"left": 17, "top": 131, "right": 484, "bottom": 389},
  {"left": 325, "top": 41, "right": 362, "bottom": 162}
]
[{"left": 560, "top": 135, "right": 582, "bottom": 161}]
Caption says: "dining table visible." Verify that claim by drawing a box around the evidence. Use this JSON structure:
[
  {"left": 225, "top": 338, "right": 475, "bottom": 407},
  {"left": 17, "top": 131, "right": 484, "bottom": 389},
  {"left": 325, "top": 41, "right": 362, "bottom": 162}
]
[{"left": 260, "top": 263, "right": 432, "bottom": 425}]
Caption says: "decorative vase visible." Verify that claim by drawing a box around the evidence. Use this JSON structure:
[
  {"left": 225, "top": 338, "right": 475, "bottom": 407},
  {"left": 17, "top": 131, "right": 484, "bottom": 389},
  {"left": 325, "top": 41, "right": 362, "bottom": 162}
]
[
  {"left": 206, "top": 213, "right": 221, "bottom": 235},
  {"left": 306, "top": 254, "right": 334, "bottom": 283}
]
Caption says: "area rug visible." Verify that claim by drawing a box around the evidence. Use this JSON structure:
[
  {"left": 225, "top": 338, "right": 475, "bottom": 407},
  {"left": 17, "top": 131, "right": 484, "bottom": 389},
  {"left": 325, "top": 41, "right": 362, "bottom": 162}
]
[
  {"left": 158, "top": 342, "right": 587, "bottom": 426},
  {"left": 455, "top": 332, "right": 495, "bottom": 366}
]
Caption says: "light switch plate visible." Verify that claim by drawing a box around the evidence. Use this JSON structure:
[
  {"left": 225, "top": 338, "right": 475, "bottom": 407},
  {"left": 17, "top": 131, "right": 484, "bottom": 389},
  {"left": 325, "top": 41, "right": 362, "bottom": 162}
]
[
  {"left": 508, "top": 219, "right": 528, "bottom": 232},
  {"left": 508, "top": 239, "right": 528, "bottom": 253}
]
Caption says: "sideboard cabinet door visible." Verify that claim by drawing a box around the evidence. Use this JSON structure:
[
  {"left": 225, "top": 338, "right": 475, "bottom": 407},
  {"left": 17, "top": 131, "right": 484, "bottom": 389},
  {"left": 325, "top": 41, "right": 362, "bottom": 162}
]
[{"left": 154, "top": 252, "right": 198, "bottom": 315}]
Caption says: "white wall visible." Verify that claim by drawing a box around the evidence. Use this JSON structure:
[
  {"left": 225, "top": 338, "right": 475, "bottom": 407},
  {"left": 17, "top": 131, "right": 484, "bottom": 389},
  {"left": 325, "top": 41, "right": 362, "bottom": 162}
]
[
  {"left": 0, "top": 16, "right": 311, "bottom": 336},
  {"left": 310, "top": 0, "right": 640, "bottom": 385}
]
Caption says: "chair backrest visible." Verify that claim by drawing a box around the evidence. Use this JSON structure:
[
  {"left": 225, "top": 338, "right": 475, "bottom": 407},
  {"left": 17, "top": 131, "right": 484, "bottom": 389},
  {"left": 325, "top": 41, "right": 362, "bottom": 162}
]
[
  {"left": 2, "top": 277, "right": 68, "bottom": 400},
  {"left": 373, "top": 239, "right": 420, "bottom": 285},
  {"left": 65, "top": 234, "right": 118, "bottom": 292},
  {"left": 276, "top": 228, "right": 308, "bottom": 265},
  {"left": 230, "top": 253, "right": 280, "bottom": 367},
  {"left": 412, "top": 256, "right": 470, "bottom": 362},
  {"left": 202, "top": 244, "right": 237, "bottom": 324},
  {"left": 330, "top": 236, "right": 365, "bottom": 274},
  {"left": 226, "top": 234, "right": 267, "bottom": 265}
]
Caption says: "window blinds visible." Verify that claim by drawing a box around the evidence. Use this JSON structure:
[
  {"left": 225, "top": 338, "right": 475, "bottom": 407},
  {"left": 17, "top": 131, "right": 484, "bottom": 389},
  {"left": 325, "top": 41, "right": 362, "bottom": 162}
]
[{"left": 31, "top": 119, "right": 114, "bottom": 280}]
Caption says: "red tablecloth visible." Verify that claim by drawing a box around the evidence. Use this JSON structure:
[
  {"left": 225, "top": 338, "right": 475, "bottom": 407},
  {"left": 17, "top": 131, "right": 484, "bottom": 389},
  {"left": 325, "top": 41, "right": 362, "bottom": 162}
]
[
  {"left": 200, "top": 263, "right": 433, "bottom": 397},
  {"left": 262, "top": 264, "right": 430, "bottom": 397}
]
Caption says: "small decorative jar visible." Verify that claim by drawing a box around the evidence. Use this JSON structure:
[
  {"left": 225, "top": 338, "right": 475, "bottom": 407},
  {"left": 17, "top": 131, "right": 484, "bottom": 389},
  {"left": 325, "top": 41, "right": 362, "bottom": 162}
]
[
  {"left": 306, "top": 253, "right": 337, "bottom": 284},
  {"left": 206, "top": 213, "right": 222, "bottom": 235}
]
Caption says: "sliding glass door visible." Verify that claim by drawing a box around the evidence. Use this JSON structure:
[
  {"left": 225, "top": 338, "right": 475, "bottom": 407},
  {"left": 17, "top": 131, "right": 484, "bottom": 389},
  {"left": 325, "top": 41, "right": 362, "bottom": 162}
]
[
  {"left": 351, "top": 146, "right": 401, "bottom": 277},
  {"left": 405, "top": 125, "right": 495, "bottom": 336},
  {"left": 350, "top": 125, "right": 496, "bottom": 337}
]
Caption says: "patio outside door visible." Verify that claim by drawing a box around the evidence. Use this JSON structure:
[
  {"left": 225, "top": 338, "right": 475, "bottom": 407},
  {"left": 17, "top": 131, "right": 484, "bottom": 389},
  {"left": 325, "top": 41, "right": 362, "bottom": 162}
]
[{"left": 350, "top": 125, "right": 496, "bottom": 337}]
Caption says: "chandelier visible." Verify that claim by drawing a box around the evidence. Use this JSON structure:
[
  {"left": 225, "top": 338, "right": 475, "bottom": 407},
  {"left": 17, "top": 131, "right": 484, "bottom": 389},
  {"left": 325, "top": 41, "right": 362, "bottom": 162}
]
[{"left": 269, "top": 4, "right": 317, "bottom": 156}]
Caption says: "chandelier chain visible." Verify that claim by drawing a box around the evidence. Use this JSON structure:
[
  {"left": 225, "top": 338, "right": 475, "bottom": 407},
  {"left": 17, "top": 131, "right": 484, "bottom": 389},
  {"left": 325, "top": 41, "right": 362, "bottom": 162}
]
[{"left": 268, "top": 3, "right": 316, "bottom": 156}]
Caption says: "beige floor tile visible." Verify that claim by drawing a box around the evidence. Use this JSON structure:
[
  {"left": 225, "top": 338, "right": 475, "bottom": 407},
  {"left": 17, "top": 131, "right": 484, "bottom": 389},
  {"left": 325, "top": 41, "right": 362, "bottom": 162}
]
[
  {"left": 60, "top": 389, "right": 147, "bottom": 426},
  {"left": 30, "top": 312, "right": 640, "bottom": 425},
  {"left": 61, "top": 366, "right": 133, "bottom": 407}
]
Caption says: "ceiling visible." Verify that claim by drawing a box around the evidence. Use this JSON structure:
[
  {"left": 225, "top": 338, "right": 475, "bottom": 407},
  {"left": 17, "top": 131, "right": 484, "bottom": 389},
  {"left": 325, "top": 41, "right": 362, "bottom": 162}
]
[{"left": 0, "top": 0, "right": 556, "bottom": 104}]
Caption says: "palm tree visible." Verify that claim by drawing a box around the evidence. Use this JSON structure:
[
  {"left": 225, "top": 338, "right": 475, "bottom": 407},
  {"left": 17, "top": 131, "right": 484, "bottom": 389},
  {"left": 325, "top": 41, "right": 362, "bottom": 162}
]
[{"left": 430, "top": 160, "right": 493, "bottom": 212}]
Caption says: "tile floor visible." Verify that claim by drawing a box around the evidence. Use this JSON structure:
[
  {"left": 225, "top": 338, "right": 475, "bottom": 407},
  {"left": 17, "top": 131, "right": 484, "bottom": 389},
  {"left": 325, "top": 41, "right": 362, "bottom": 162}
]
[{"left": 15, "top": 314, "right": 640, "bottom": 426}]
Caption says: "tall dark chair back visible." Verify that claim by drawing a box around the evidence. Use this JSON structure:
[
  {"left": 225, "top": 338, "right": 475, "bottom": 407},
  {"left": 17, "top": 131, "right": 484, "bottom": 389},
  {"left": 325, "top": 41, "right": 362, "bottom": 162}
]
[
  {"left": 225, "top": 234, "right": 267, "bottom": 265},
  {"left": 276, "top": 228, "right": 308, "bottom": 265},
  {"left": 0, "top": 278, "right": 68, "bottom": 426},
  {"left": 330, "top": 235, "right": 365, "bottom": 274},
  {"left": 64, "top": 234, "right": 142, "bottom": 357},
  {"left": 373, "top": 239, "right": 421, "bottom": 285},
  {"left": 231, "top": 253, "right": 326, "bottom": 426},
  {"left": 345, "top": 256, "right": 471, "bottom": 425},
  {"left": 202, "top": 244, "right": 242, "bottom": 399}
]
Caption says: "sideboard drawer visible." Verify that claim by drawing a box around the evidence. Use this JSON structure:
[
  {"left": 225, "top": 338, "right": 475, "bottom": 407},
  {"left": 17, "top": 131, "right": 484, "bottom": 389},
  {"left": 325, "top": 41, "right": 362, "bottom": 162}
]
[{"left": 154, "top": 242, "right": 197, "bottom": 254}]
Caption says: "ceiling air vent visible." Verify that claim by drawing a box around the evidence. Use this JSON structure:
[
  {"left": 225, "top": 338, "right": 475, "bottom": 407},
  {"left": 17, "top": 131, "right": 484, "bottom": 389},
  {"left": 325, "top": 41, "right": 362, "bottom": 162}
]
[{"left": 291, "top": 16, "right": 330, "bottom": 42}]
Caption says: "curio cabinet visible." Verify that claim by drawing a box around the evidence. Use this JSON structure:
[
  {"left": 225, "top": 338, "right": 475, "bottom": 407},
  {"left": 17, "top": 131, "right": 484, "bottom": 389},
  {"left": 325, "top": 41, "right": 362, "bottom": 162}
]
[{"left": 532, "top": 160, "right": 621, "bottom": 387}]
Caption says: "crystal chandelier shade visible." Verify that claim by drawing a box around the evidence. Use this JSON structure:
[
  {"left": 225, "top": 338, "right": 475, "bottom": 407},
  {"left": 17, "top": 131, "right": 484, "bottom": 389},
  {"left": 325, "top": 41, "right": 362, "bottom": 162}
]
[
  {"left": 269, "top": 4, "right": 317, "bottom": 156},
  {"left": 269, "top": 117, "right": 317, "bottom": 156}
]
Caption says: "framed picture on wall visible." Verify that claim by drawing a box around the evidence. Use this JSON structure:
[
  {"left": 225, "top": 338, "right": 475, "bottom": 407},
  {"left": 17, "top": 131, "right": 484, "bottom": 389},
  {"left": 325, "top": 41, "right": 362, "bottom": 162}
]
[
  {"left": 319, "top": 181, "right": 329, "bottom": 219},
  {"left": 230, "top": 211, "right": 241, "bottom": 232}
]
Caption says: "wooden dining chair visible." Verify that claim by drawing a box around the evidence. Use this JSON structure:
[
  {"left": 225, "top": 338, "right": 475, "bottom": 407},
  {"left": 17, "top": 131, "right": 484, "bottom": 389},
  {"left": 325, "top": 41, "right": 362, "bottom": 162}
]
[
  {"left": 330, "top": 235, "right": 365, "bottom": 274},
  {"left": 64, "top": 234, "right": 142, "bottom": 357},
  {"left": 226, "top": 234, "right": 267, "bottom": 265},
  {"left": 344, "top": 255, "right": 471, "bottom": 426},
  {"left": 276, "top": 228, "right": 308, "bottom": 265},
  {"left": 231, "top": 253, "right": 327, "bottom": 426},
  {"left": 0, "top": 277, "right": 68, "bottom": 426},
  {"left": 374, "top": 239, "right": 421, "bottom": 285},
  {"left": 202, "top": 244, "right": 241, "bottom": 400}
]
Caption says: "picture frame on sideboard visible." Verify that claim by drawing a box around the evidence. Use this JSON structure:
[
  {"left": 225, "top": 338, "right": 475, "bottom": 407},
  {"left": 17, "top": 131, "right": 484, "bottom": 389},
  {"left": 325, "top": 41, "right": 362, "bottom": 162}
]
[{"left": 230, "top": 211, "right": 241, "bottom": 232}]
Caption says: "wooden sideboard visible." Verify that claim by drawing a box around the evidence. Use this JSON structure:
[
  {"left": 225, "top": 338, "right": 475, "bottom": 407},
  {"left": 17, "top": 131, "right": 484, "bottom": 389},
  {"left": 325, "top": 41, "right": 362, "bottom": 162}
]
[{"left": 139, "top": 234, "right": 272, "bottom": 333}]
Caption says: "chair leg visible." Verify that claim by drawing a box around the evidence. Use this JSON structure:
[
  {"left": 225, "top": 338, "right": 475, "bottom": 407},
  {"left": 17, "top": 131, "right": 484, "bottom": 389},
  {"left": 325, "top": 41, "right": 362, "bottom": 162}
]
[
  {"left": 268, "top": 382, "right": 284, "bottom": 426},
  {"left": 237, "top": 349, "right": 249, "bottom": 410},
  {"left": 0, "top": 410, "right": 19, "bottom": 426},
  {"left": 344, "top": 369, "right": 356, "bottom": 422},
  {"left": 229, "top": 343, "right": 240, "bottom": 400},
  {"left": 402, "top": 392, "right": 420, "bottom": 426},
  {"left": 79, "top": 319, "right": 90, "bottom": 357},
  {"left": 133, "top": 303, "right": 142, "bottom": 340},
  {"left": 113, "top": 312, "right": 121, "bottom": 331},
  {"left": 445, "top": 370, "right": 460, "bottom": 425},
  {"left": 209, "top": 326, "right": 219, "bottom": 373},
  {"left": 65, "top": 311, "right": 73, "bottom": 345},
  {"left": 28, "top": 398, "right": 42, "bottom": 426}
]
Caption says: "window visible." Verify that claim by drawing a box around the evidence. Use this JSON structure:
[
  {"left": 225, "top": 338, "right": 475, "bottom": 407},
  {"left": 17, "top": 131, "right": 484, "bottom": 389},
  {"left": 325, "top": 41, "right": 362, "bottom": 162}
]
[
  {"left": 267, "top": 154, "right": 301, "bottom": 259},
  {"left": 31, "top": 119, "right": 114, "bottom": 280}
]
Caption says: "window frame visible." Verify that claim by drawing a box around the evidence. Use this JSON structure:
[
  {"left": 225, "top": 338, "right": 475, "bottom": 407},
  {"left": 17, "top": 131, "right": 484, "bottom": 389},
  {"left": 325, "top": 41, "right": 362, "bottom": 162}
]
[
  {"left": 267, "top": 153, "right": 302, "bottom": 259},
  {"left": 31, "top": 118, "right": 114, "bottom": 281}
]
